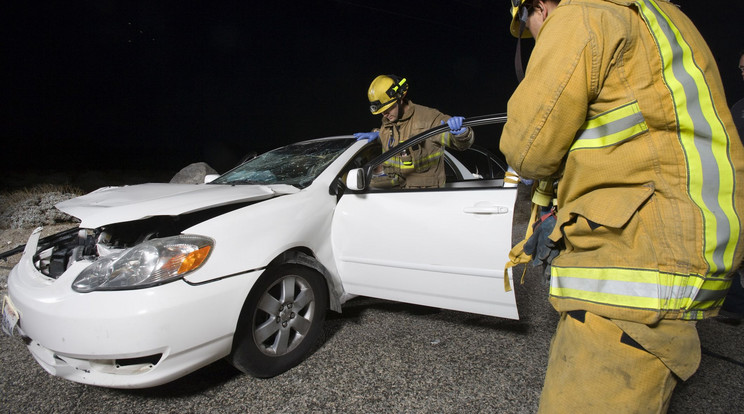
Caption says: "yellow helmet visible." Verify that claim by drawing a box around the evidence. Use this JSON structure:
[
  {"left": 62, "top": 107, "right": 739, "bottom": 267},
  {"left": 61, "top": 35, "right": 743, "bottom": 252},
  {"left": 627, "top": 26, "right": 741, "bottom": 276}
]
[
  {"left": 510, "top": 0, "right": 532, "bottom": 38},
  {"left": 367, "top": 75, "right": 409, "bottom": 115}
]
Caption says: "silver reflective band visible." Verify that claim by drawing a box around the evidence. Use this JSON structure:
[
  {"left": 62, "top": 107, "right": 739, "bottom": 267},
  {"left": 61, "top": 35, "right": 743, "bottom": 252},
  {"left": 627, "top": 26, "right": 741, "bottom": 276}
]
[{"left": 570, "top": 101, "right": 648, "bottom": 150}]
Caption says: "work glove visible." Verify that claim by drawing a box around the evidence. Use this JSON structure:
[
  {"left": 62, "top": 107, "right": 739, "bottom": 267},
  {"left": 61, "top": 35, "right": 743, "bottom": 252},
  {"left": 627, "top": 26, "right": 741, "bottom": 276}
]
[
  {"left": 445, "top": 116, "right": 466, "bottom": 135},
  {"left": 523, "top": 210, "right": 559, "bottom": 284},
  {"left": 354, "top": 131, "right": 379, "bottom": 142}
]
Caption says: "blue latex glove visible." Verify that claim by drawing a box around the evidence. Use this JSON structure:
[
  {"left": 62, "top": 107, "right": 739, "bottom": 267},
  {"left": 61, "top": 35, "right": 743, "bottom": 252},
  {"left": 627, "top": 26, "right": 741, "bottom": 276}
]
[
  {"left": 353, "top": 131, "right": 379, "bottom": 142},
  {"left": 446, "top": 116, "right": 466, "bottom": 135},
  {"left": 523, "top": 211, "right": 559, "bottom": 284}
]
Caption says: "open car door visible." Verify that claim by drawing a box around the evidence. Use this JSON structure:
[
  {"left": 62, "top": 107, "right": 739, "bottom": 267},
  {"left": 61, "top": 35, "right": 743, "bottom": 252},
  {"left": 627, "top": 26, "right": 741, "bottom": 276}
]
[{"left": 331, "top": 114, "right": 520, "bottom": 319}]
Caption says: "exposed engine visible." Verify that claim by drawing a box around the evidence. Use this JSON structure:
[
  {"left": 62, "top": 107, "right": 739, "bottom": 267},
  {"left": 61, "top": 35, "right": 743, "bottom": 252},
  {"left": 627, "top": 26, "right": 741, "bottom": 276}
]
[
  {"left": 33, "top": 202, "right": 255, "bottom": 279},
  {"left": 33, "top": 228, "right": 99, "bottom": 278}
]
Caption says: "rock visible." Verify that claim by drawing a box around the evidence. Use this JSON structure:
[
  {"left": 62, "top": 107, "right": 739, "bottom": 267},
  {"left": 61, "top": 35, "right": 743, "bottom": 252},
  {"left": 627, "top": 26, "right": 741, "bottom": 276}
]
[{"left": 169, "top": 162, "right": 218, "bottom": 184}]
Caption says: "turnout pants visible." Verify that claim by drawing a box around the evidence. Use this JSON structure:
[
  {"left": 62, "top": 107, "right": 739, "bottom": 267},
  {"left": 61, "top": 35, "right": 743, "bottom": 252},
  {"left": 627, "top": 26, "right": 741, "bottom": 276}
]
[{"left": 538, "top": 310, "right": 700, "bottom": 414}]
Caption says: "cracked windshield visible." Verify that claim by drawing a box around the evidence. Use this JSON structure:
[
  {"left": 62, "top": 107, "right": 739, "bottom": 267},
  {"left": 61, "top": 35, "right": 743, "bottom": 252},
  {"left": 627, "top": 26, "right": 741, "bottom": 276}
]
[{"left": 212, "top": 138, "right": 356, "bottom": 188}]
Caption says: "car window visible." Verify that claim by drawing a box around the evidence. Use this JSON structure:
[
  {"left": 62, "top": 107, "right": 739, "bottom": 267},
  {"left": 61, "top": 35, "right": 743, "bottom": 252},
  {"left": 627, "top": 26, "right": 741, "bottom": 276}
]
[
  {"left": 444, "top": 156, "right": 459, "bottom": 183},
  {"left": 446, "top": 145, "right": 509, "bottom": 180},
  {"left": 362, "top": 114, "right": 510, "bottom": 191},
  {"left": 345, "top": 142, "right": 383, "bottom": 172},
  {"left": 212, "top": 138, "right": 356, "bottom": 188},
  {"left": 339, "top": 142, "right": 383, "bottom": 182}
]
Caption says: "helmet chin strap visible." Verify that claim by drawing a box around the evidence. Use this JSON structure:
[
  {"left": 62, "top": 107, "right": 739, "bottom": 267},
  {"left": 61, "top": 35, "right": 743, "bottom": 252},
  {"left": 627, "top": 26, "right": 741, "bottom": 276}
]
[{"left": 514, "top": 7, "right": 529, "bottom": 83}]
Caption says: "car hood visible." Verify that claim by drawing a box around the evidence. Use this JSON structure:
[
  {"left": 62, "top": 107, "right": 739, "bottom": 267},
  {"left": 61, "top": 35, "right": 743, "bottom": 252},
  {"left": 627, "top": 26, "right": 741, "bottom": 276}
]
[{"left": 56, "top": 183, "right": 300, "bottom": 228}]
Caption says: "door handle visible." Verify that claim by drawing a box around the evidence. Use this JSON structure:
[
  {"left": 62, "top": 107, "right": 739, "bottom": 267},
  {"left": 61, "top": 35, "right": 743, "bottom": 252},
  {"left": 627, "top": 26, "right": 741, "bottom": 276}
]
[{"left": 463, "top": 203, "right": 510, "bottom": 214}]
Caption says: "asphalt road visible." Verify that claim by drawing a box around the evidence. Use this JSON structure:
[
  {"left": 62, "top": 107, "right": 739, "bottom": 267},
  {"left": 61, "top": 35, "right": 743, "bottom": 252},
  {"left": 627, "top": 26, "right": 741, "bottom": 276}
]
[{"left": 1, "top": 186, "right": 742, "bottom": 413}]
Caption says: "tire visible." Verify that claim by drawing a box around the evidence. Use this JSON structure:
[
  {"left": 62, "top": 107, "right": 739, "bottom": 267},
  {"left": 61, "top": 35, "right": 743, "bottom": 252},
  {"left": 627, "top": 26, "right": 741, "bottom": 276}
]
[{"left": 229, "top": 264, "right": 328, "bottom": 378}]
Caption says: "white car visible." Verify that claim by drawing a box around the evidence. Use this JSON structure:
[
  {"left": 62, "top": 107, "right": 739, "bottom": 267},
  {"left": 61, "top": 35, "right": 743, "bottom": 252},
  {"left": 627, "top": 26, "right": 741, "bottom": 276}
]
[{"left": 2, "top": 114, "right": 520, "bottom": 388}]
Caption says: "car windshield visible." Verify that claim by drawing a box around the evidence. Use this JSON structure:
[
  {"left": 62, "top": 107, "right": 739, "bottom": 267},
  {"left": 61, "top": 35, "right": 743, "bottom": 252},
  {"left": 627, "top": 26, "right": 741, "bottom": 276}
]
[{"left": 212, "top": 138, "right": 356, "bottom": 188}]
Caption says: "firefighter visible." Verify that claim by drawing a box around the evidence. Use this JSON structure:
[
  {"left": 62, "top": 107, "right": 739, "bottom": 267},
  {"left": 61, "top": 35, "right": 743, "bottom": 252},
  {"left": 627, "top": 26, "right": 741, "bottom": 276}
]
[
  {"left": 353, "top": 74, "right": 474, "bottom": 188},
  {"left": 499, "top": 0, "right": 744, "bottom": 412}
]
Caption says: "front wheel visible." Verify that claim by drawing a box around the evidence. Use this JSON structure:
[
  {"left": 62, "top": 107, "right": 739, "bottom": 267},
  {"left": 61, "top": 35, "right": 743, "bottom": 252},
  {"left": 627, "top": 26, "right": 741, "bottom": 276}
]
[{"left": 229, "top": 264, "right": 328, "bottom": 377}]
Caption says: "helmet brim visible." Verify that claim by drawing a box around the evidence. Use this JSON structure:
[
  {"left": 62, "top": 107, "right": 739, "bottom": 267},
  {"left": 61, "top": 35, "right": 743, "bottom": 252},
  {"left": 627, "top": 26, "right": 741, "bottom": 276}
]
[{"left": 371, "top": 99, "right": 396, "bottom": 115}]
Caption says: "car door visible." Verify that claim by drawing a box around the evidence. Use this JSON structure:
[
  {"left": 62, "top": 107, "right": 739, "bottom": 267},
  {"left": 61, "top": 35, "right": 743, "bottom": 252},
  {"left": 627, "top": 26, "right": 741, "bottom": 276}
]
[{"left": 331, "top": 114, "right": 520, "bottom": 319}]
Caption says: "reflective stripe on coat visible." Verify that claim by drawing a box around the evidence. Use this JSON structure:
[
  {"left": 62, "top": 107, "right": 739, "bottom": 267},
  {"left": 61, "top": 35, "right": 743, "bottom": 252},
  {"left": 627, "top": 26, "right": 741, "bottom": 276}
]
[{"left": 499, "top": 0, "right": 744, "bottom": 323}]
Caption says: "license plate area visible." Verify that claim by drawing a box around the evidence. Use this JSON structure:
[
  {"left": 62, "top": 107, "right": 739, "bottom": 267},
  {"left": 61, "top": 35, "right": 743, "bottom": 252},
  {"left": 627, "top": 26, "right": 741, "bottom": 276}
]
[{"left": 2, "top": 295, "right": 20, "bottom": 336}]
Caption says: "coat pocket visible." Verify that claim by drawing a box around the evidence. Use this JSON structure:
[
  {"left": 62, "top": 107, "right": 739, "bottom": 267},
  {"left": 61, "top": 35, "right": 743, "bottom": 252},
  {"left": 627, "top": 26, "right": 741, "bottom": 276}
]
[
  {"left": 568, "top": 183, "right": 655, "bottom": 229},
  {"left": 410, "top": 143, "right": 433, "bottom": 173},
  {"left": 555, "top": 183, "right": 656, "bottom": 255}
]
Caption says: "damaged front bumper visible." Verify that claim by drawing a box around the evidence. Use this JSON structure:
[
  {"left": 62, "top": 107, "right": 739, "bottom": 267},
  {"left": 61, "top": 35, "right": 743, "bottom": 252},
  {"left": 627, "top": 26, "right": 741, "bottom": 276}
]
[{"left": 5, "top": 227, "right": 261, "bottom": 388}]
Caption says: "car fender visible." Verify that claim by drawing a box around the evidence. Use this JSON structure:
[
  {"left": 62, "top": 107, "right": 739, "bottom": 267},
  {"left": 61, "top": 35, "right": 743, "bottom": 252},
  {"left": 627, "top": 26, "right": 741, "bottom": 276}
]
[{"left": 181, "top": 187, "right": 337, "bottom": 286}]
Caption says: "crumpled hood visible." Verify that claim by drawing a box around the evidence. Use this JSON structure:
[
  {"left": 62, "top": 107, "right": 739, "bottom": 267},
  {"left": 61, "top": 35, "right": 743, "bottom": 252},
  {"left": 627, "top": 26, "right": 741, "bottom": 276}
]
[{"left": 56, "top": 183, "right": 300, "bottom": 228}]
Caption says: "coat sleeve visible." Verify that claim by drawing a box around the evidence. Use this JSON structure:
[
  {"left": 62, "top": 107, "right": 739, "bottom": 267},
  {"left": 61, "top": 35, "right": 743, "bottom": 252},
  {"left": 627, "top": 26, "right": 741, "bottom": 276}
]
[
  {"left": 450, "top": 123, "right": 474, "bottom": 151},
  {"left": 499, "top": 7, "right": 597, "bottom": 179}
]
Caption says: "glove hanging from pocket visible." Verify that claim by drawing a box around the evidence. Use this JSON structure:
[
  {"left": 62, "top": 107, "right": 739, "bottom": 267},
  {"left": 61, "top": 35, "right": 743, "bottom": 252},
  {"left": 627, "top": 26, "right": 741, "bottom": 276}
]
[
  {"left": 503, "top": 180, "right": 560, "bottom": 291},
  {"left": 523, "top": 209, "right": 558, "bottom": 284}
]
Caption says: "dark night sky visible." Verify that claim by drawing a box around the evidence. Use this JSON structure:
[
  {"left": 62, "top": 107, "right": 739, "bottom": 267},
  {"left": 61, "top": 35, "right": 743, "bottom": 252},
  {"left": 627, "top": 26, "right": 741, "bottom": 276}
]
[{"left": 4, "top": 1, "right": 744, "bottom": 175}]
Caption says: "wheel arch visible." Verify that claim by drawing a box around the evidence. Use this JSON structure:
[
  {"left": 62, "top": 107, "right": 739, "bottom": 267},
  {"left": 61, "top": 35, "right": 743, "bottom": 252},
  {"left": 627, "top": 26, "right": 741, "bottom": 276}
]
[{"left": 266, "top": 248, "right": 343, "bottom": 313}]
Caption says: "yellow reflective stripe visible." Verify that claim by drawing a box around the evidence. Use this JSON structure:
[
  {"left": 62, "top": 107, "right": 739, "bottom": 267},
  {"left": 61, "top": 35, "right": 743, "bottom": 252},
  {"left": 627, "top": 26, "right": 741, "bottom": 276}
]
[
  {"left": 550, "top": 266, "right": 731, "bottom": 313},
  {"left": 440, "top": 132, "right": 451, "bottom": 146},
  {"left": 551, "top": 286, "right": 662, "bottom": 309},
  {"left": 384, "top": 158, "right": 415, "bottom": 170},
  {"left": 383, "top": 151, "right": 443, "bottom": 171},
  {"left": 550, "top": 286, "right": 725, "bottom": 320},
  {"left": 571, "top": 101, "right": 648, "bottom": 151},
  {"left": 418, "top": 150, "right": 444, "bottom": 167},
  {"left": 383, "top": 157, "right": 410, "bottom": 168},
  {"left": 636, "top": 0, "right": 740, "bottom": 275}
]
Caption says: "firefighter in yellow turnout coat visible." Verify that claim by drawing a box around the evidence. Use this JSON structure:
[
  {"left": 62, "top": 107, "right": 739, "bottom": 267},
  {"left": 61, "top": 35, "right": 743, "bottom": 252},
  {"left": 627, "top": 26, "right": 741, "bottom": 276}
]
[
  {"left": 354, "top": 75, "right": 474, "bottom": 188},
  {"left": 500, "top": 0, "right": 744, "bottom": 412}
]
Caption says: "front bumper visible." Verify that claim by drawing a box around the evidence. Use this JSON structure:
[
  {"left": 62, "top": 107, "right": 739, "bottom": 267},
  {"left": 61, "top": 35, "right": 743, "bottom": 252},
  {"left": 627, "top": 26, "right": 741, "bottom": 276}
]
[{"left": 6, "top": 230, "right": 261, "bottom": 388}]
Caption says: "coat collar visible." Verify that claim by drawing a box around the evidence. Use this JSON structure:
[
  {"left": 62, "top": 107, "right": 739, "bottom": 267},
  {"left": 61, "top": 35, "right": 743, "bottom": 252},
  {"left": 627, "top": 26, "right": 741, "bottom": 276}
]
[{"left": 382, "top": 100, "right": 416, "bottom": 127}]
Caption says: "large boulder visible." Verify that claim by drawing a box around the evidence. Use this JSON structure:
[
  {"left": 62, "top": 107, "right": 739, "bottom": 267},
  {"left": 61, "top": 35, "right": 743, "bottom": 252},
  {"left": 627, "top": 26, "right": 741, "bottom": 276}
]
[{"left": 169, "top": 162, "right": 218, "bottom": 184}]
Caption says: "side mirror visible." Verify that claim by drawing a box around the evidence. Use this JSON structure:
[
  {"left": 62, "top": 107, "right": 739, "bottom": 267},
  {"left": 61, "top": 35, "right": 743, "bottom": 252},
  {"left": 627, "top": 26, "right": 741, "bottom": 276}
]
[
  {"left": 345, "top": 168, "right": 366, "bottom": 191},
  {"left": 204, "top": 174, "right": 220, "bottom": 184}
]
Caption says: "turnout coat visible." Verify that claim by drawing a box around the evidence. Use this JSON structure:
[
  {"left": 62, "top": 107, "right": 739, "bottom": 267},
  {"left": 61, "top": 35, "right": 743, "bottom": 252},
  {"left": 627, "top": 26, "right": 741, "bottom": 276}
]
[{"left": 500, "top": 0, "right": 744, "bottom": 324}]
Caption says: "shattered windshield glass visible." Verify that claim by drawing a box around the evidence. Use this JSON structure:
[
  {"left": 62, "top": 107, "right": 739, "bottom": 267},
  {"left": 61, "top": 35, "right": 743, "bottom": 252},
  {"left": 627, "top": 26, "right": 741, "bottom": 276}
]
[{"left": 212, "top": 138, "right": 356, "bottom": 188}]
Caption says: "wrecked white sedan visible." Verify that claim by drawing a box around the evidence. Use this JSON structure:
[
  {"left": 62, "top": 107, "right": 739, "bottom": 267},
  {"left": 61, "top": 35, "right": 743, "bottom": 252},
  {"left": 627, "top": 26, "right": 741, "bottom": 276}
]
[{"left": 3, "top": 114, "right": 519, "bottom": 388}]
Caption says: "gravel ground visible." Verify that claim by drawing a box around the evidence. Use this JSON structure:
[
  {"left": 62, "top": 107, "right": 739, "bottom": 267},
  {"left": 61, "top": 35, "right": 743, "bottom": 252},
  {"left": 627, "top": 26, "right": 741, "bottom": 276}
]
[{"left": 0, "top": 184, "right": 742, "bottom": 413}]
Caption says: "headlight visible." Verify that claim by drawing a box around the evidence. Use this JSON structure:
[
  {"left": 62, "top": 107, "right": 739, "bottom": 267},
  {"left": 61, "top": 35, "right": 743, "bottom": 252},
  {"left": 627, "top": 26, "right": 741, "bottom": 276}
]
[{"left": 72, "top": 235, "right": 213, "bottom": 292}]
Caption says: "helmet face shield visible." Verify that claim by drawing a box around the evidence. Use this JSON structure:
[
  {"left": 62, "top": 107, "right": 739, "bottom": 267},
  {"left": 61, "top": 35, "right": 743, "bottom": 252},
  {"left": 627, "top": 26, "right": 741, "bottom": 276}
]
[{"left": 367, "top": 75, "right": 409, "bottom": 115}]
